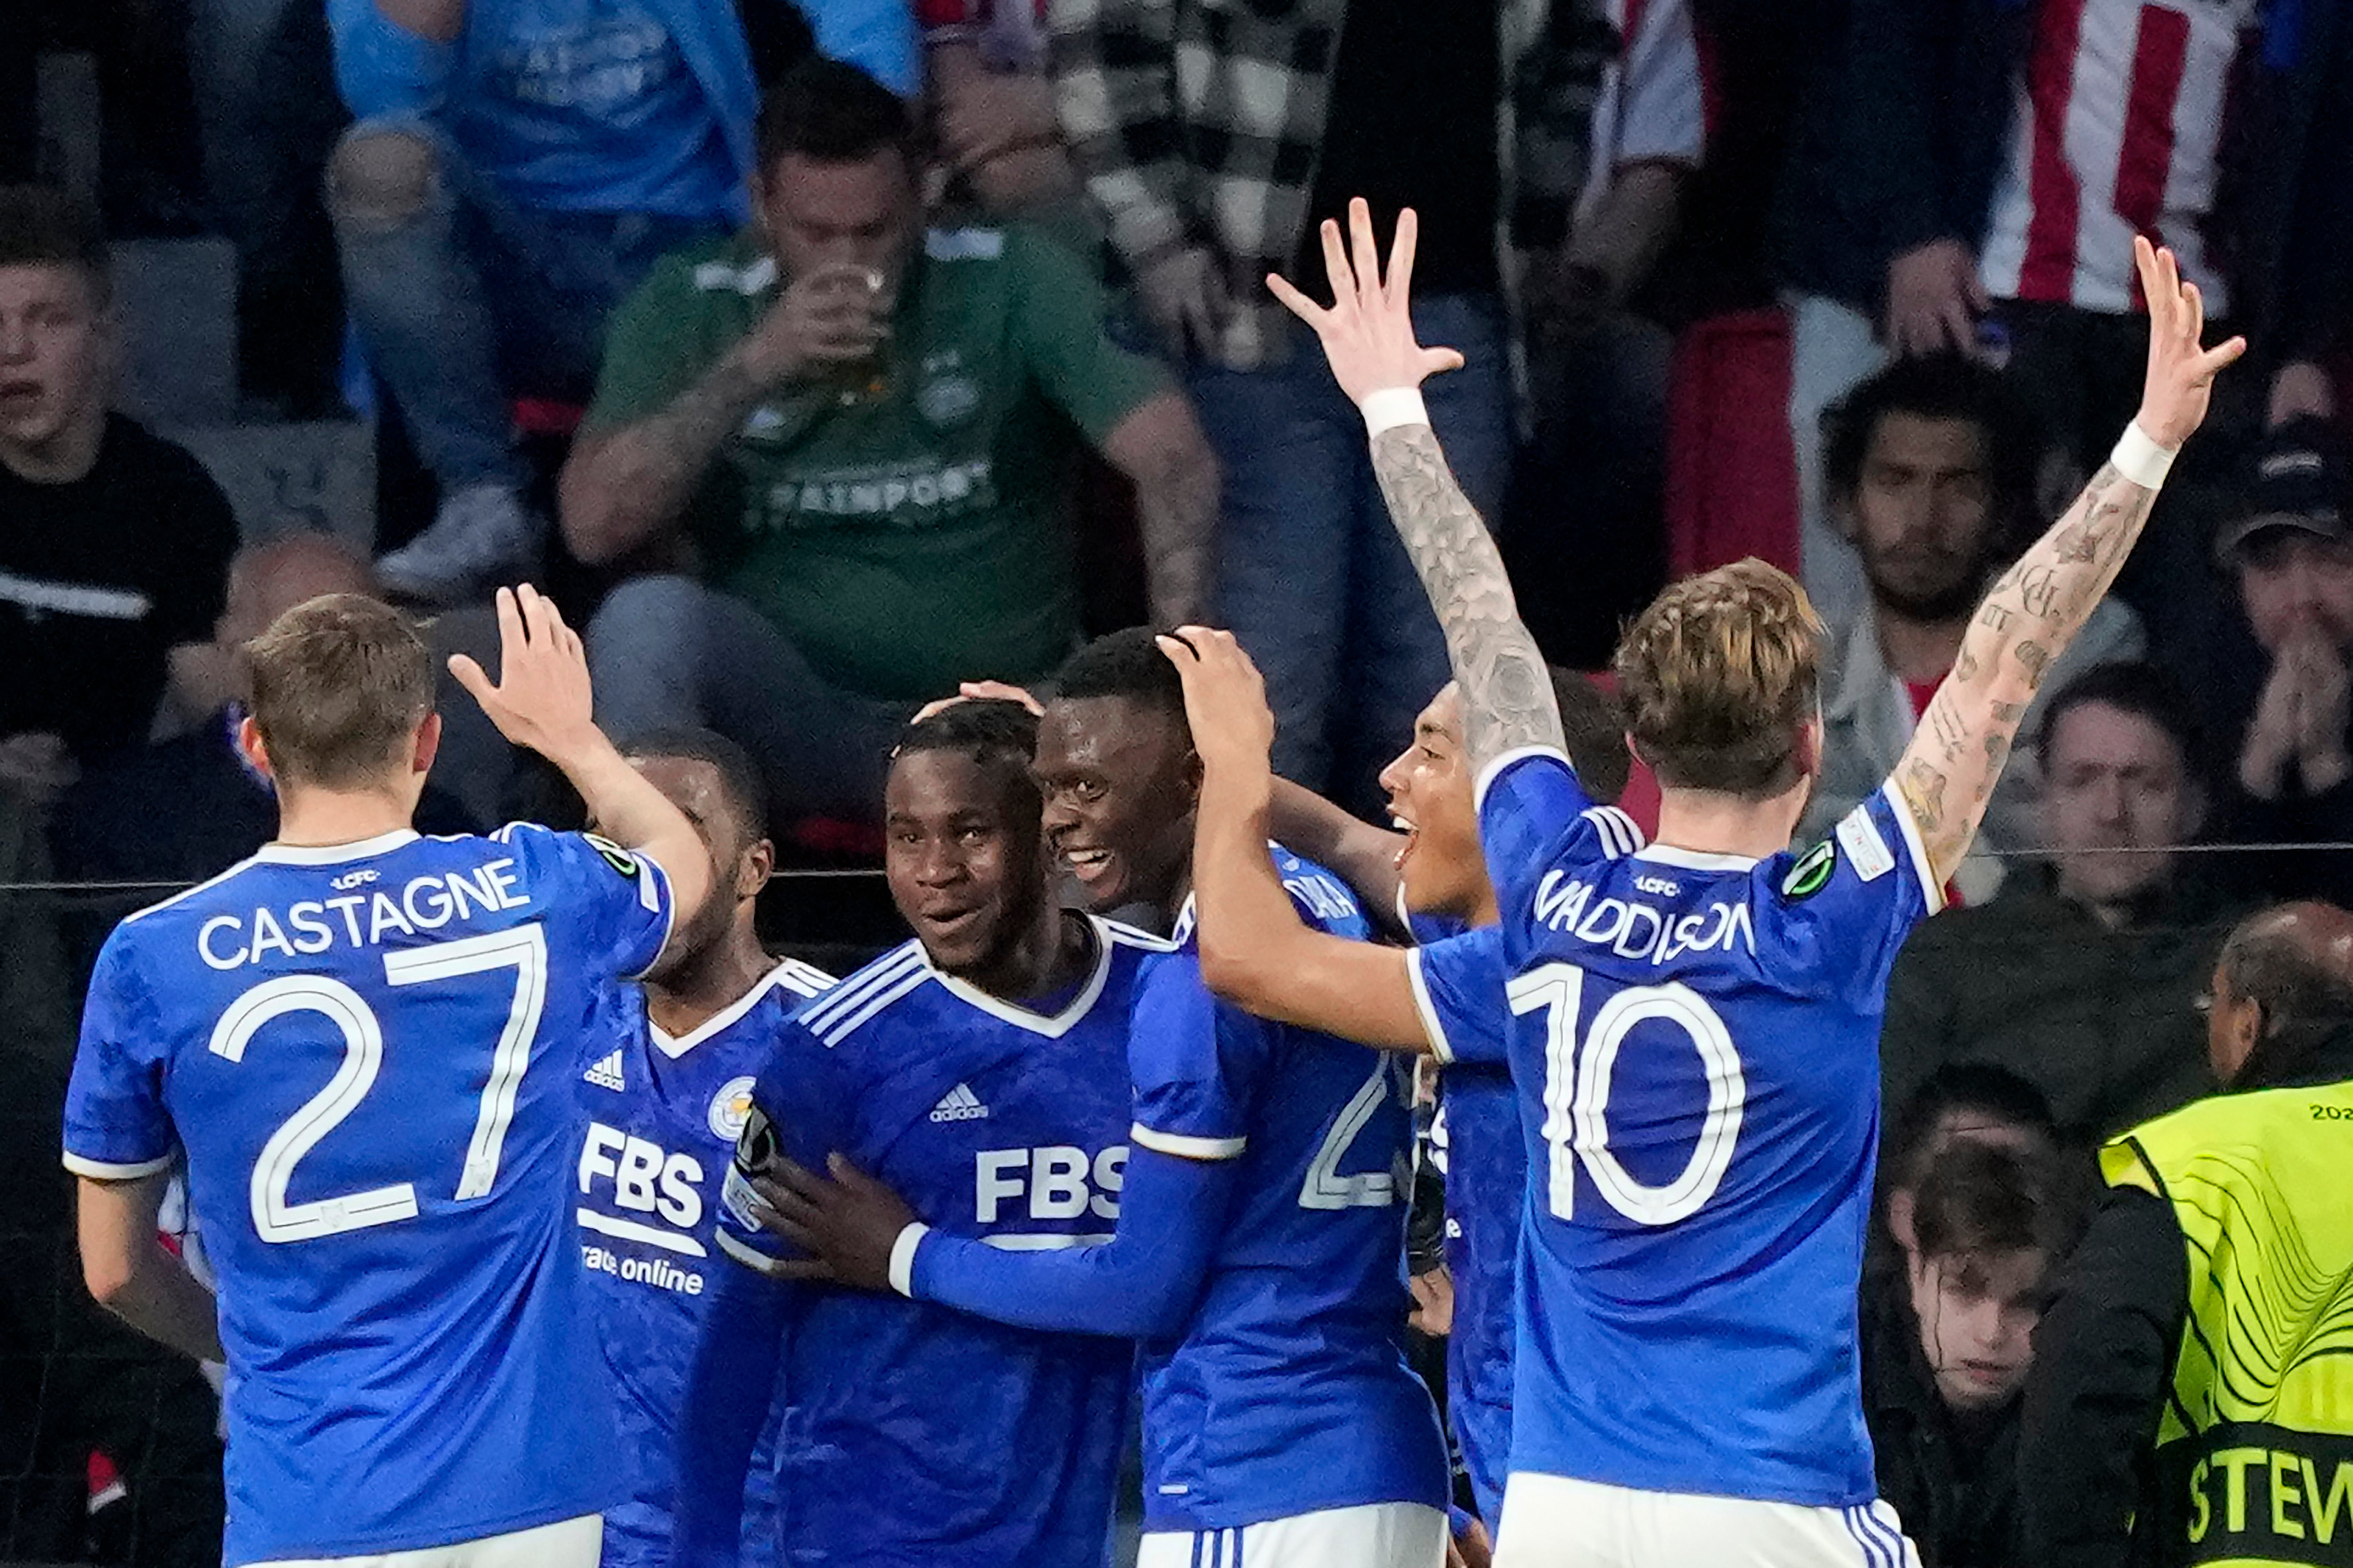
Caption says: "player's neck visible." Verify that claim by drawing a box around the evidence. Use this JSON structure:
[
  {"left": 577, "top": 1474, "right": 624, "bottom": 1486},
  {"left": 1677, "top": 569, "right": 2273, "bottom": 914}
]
[
  {"left": 646, "top": 923, "right": 774, "bottom": 1035},
  {"left": 273, "top": 787, "right": 415, "bottom": 849},
  {"left": 1873, "top": 604, "right": 1969, "bottom": 686},
  {"left": 966, "top": 904, "right": 1092, "bottom": 1004},
  {"left": 1652, "top": 785, "right": 1806, "bottom": 862}
]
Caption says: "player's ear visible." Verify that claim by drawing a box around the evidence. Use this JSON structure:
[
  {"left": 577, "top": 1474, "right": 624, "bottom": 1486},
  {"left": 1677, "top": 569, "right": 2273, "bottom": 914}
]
[
  {"left": 741, "top": 837, "right": 777, "bottom": 898},
  {"left": 237, "top": 715, "right": 276, "bottom": 782},
  {"left": 1796, "top": 713, "right": 1825, "bottom": 781},
  {"left": 410, "top": 713, "right": 443, "bottom": 778}
]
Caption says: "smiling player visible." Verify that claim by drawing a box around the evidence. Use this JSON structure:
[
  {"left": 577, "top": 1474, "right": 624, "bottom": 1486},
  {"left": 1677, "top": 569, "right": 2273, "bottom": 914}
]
[
  {"left": 670, "top": 699, "right": 1165, "bottom": 1568},
  {"left": 1271, "top": 201, "right": 2241, "bottom": 1565}
]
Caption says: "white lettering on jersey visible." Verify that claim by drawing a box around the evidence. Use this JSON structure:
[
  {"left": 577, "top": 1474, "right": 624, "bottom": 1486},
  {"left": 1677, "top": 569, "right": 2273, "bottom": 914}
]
[
  {"left": 1283, "top": 872, "right": 1358, "bottom": 923},
  {"left": 974, "top": 1146, "right": 1127, "bottom": 1222},
  {"left": 1533, "top": 872, "right": 1757, "bottom": 965},
  {"left": 196, "top": 862, "right": 532, "bottom": 971},
  {"left": 578, "top": 1121, "right": 704, "bottom": 1229},
  {"left": 1835, "top": 807, "right": 1896, "bottom": 883}
]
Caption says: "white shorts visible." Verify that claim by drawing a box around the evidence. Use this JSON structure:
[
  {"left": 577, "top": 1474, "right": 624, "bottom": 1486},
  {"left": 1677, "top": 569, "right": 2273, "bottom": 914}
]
[
  {"left": 1138, "top": 1502, "right": 1449, "bottom": 1568},
  {"left": 1494, "top": 1474, "right": 1922, "bottom": 1568},
  {"left": 249, "top": 1512, "right": 602, "bottom": 1568}
]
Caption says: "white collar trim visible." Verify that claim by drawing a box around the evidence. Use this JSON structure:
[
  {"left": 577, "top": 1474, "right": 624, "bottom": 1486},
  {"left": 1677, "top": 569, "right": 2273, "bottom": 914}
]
[
  {"left": 1635, "top": 843, "right": 1760, "bottom": 873},
  {"left": 925, "top": 916, "right": 1114, "bottom": 1038},
  {"left": 253, "top": 828, "right": 421, "bottom": 865},
  {"left": 650, "top": 962, "right": 810, "bottom": 1060}
]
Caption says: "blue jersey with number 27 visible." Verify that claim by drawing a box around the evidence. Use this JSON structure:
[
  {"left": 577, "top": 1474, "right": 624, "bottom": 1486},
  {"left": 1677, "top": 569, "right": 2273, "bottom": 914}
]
[
  {"left": 62, "top": 825, "right": 673, "bottom": 1567},
  {"left": 1479, "top": 749, "right": 1941, "bottom": 1507}
]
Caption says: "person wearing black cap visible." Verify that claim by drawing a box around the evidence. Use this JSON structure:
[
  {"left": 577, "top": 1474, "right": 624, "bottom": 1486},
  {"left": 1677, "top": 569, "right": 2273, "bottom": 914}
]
[{"left": 2208, "top": 417, "right": 2353, "bottom": 905}]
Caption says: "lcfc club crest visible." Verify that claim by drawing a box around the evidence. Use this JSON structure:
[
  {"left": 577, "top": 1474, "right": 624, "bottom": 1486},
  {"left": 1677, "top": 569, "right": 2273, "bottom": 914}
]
[{"left": 709, "top": 1076, "right": 758, "bottom": 1143}]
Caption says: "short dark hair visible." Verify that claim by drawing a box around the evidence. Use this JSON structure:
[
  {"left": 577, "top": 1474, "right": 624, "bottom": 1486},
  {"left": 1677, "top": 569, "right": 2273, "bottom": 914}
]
[
  {"left": 1911, "top": 1138, "right": 2083, "bottom": 1265},
  {"left": 893, "top": 698, "right": 1043, "bottom": 802},
  {"left": 1884, "top": 1063, "right": 2057, "bottom": 1199},
  {"left": 1551, "top": 668, "right": 1629, "bottom": 806},
  {"left": 1824, "top": 352, "right": 2043, "bottom": 547},
  {"left": 246, "top": 595, "right": 435, "bottom": 790},
  {"left": 621, "top": 726, "right": 771, "bottom": 843},
  {"left": 1052, "top": 628, "right": 1191, "bottom": 739},
  {"left": 0, "top": 183, "right": 109, "bottom": 303},
  {"left": 755, "top": 57, "right": 915, "bottom": 174},
  {"left": 2035, "top": 660, "right": 2206, "bottom": 777}
]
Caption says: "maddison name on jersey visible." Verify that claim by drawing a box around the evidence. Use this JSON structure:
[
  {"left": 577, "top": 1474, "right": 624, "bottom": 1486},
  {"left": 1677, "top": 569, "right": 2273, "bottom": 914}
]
[{"left": 1528, "top": 865, "right": 1755, "bottom": 967}]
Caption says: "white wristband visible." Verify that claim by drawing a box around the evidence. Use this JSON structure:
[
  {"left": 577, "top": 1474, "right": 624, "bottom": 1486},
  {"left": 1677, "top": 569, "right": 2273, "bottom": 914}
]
[
  {"left": 2110, "top": 422, "right": 2177, "bottom": 490},
  {"left": 886, "top": 1221, "right": 931, "bottom": 1298},
  {"left": 1361, "top": 388, "right": 1431, "bottom": 438}
]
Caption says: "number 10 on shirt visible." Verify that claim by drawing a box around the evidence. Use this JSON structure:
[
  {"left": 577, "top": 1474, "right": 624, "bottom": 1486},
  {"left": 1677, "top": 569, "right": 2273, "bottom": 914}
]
[{"left": 1507, "top": 962, "right": 1746, "bottom": 1228}]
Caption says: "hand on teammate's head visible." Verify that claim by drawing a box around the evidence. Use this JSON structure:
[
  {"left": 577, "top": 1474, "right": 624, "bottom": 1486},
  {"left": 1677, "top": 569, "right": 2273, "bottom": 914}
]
[
  {"left": 911, "top": 680, "right": 1045, "bottom": 726},
  {"left": 1155, "top": 626, "right": 1275, "bottom": 779}
]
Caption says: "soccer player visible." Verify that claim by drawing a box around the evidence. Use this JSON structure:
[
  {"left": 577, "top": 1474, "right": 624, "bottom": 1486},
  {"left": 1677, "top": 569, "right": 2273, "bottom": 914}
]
[
  {"left": 62, "top": 584, "right": 716, "bottom": 1568},
  {"left": 575, "top": 728, "right": 836, "bottom": 1568},
  {"left": 1263, "top": 204, "right": 2240, "bottom": 1564},
  {"left": 1163, "top": 652, "right": 1634, "bottom": 1540},
  {"left": 762, "top": 631, "right": 1452, "bottom": 1568},
  {"left": 670, "top": 699, "right": 1157, "bottom": 1568}
]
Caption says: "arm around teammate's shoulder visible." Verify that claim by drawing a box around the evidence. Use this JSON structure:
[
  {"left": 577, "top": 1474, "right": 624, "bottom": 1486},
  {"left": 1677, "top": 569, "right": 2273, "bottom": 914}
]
[{"left": 1891, "top": 239, "right": 2243, "bottom": 888}]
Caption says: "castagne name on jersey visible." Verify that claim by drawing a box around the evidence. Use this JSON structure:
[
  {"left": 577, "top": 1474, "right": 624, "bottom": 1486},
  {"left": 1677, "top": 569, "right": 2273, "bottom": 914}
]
[{"left": 193, "top": 861, "right": 533, "bottom": 971}]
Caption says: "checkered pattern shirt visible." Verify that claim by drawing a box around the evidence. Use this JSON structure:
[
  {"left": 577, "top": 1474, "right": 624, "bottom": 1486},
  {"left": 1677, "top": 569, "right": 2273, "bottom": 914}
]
[{"left": 1049, "top": 0, "right": 1562, "bottom": 370}]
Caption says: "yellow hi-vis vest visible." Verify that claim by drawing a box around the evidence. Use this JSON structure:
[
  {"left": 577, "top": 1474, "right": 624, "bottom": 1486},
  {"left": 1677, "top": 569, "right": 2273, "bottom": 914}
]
[{"left": 2101, "top": 1078, "right": 2353, "bottom": 1567}]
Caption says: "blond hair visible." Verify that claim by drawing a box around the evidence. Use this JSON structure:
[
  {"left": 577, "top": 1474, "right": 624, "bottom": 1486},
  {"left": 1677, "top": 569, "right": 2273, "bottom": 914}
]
[
  {"left": 246, "top": 594, "right": 435, "bottom": 790},
  {"left": 1611, "top": 559, "right": 1823, "bottom": 798}
]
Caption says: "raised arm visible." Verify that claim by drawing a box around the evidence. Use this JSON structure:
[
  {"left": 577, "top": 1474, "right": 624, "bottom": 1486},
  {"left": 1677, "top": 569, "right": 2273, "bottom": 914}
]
[
  {"left": 1894, "top": 239, "right": 2243, "bottom": 885},
  {"left": 1160, "top": 629, "right": 1433, "bottom": 1050},
  {"left": 1269, "top": 202, "right": 1565, "bottom": 778},
  {"left": 448, "top": 585, "right": 715, "bottom": 932}
]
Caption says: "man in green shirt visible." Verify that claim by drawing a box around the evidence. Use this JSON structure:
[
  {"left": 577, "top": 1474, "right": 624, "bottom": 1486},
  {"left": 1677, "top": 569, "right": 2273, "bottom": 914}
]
[{"left": 561, "top": 58, "right": 1215, "bottom": 821}]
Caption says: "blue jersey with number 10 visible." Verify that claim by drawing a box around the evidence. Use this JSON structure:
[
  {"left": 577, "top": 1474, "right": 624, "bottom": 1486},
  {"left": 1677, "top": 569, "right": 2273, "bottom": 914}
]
[
  {"left": 1479, "top": 749, "right": 1941, "bottom": 1507},
  {"left": 62, "top": 824, "right": 673, "bottom": 1567}
]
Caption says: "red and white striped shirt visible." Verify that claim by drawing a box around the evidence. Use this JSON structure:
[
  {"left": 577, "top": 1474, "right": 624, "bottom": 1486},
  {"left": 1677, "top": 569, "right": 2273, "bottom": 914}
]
[{"left": 1979, "top": 0, "right": 2257, "bottom": 314}]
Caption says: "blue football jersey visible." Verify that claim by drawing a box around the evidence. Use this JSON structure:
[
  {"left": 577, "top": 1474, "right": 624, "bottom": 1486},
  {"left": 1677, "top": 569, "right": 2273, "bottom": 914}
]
[
  {"left": 62, "top": 824, "right": 674, "bottom": 1565},
  {"left": 1479, "top": 750, "right": 1941, "bottom": 1506},
  {"left": 575, "top": 959, "right": 836, "bottom": 1568},
  {"left": 1404, "top": 914, "right": 1529, "bottom": 1529},
  {"left": 1139, "top": 847, "right": 1450, "bottom": 1531},
  {"left": 717, "top": 920, "right": 1149, "bottom": 1567}
]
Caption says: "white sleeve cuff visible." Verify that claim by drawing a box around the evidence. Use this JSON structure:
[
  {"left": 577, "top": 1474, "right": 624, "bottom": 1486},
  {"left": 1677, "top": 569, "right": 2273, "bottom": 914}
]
[
  {"left": 1405, "top": 949, "right": 1456, "bottom": 1063},
  {"left": 2110, "top": 422, "right": 2177, "bottom": 490},
  {"left": 887, "top": 1222, "right": 931, "bottom": 1298},
  {"left": 1361, "top": 388, "right": 1431, "bottom": 437}
]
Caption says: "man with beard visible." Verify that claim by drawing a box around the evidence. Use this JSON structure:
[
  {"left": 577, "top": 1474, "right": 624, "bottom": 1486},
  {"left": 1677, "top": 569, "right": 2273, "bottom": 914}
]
[
  {"left": 1800, "top": 353, "right": 2146, "bottom": 905},
  {"left": 574, "top": 729, "right": 836, "bottom": 1568},
  {"left": 762, "top": 630, "right": 1452, "bottom": 1568},
  {"left": 669, "top": 699, "right": 1159, "bottom": 1568}
]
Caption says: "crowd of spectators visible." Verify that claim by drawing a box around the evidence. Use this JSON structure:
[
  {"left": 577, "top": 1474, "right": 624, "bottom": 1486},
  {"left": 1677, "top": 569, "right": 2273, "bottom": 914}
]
[{"left": 5, "top": 0, "right": 2353, "bottom": 1561}]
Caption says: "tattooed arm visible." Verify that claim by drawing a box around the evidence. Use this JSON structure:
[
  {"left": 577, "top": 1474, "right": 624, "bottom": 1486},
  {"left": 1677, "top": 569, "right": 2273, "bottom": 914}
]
[
  {"left": 1894, "top": 238, "right": 2243, "bottom": 886},
  {"left": 1269, "top": 200, "right": 1565, "bottom": 773}
]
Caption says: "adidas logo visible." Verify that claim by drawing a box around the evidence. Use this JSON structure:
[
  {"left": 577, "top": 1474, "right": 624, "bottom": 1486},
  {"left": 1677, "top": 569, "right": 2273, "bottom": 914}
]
[
  {"left": 928, "top": 1083, "right": 988, "bottom": 1123},
  {"left": 582, "top": 1050, "right": 626, "bottom": 1093}
]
